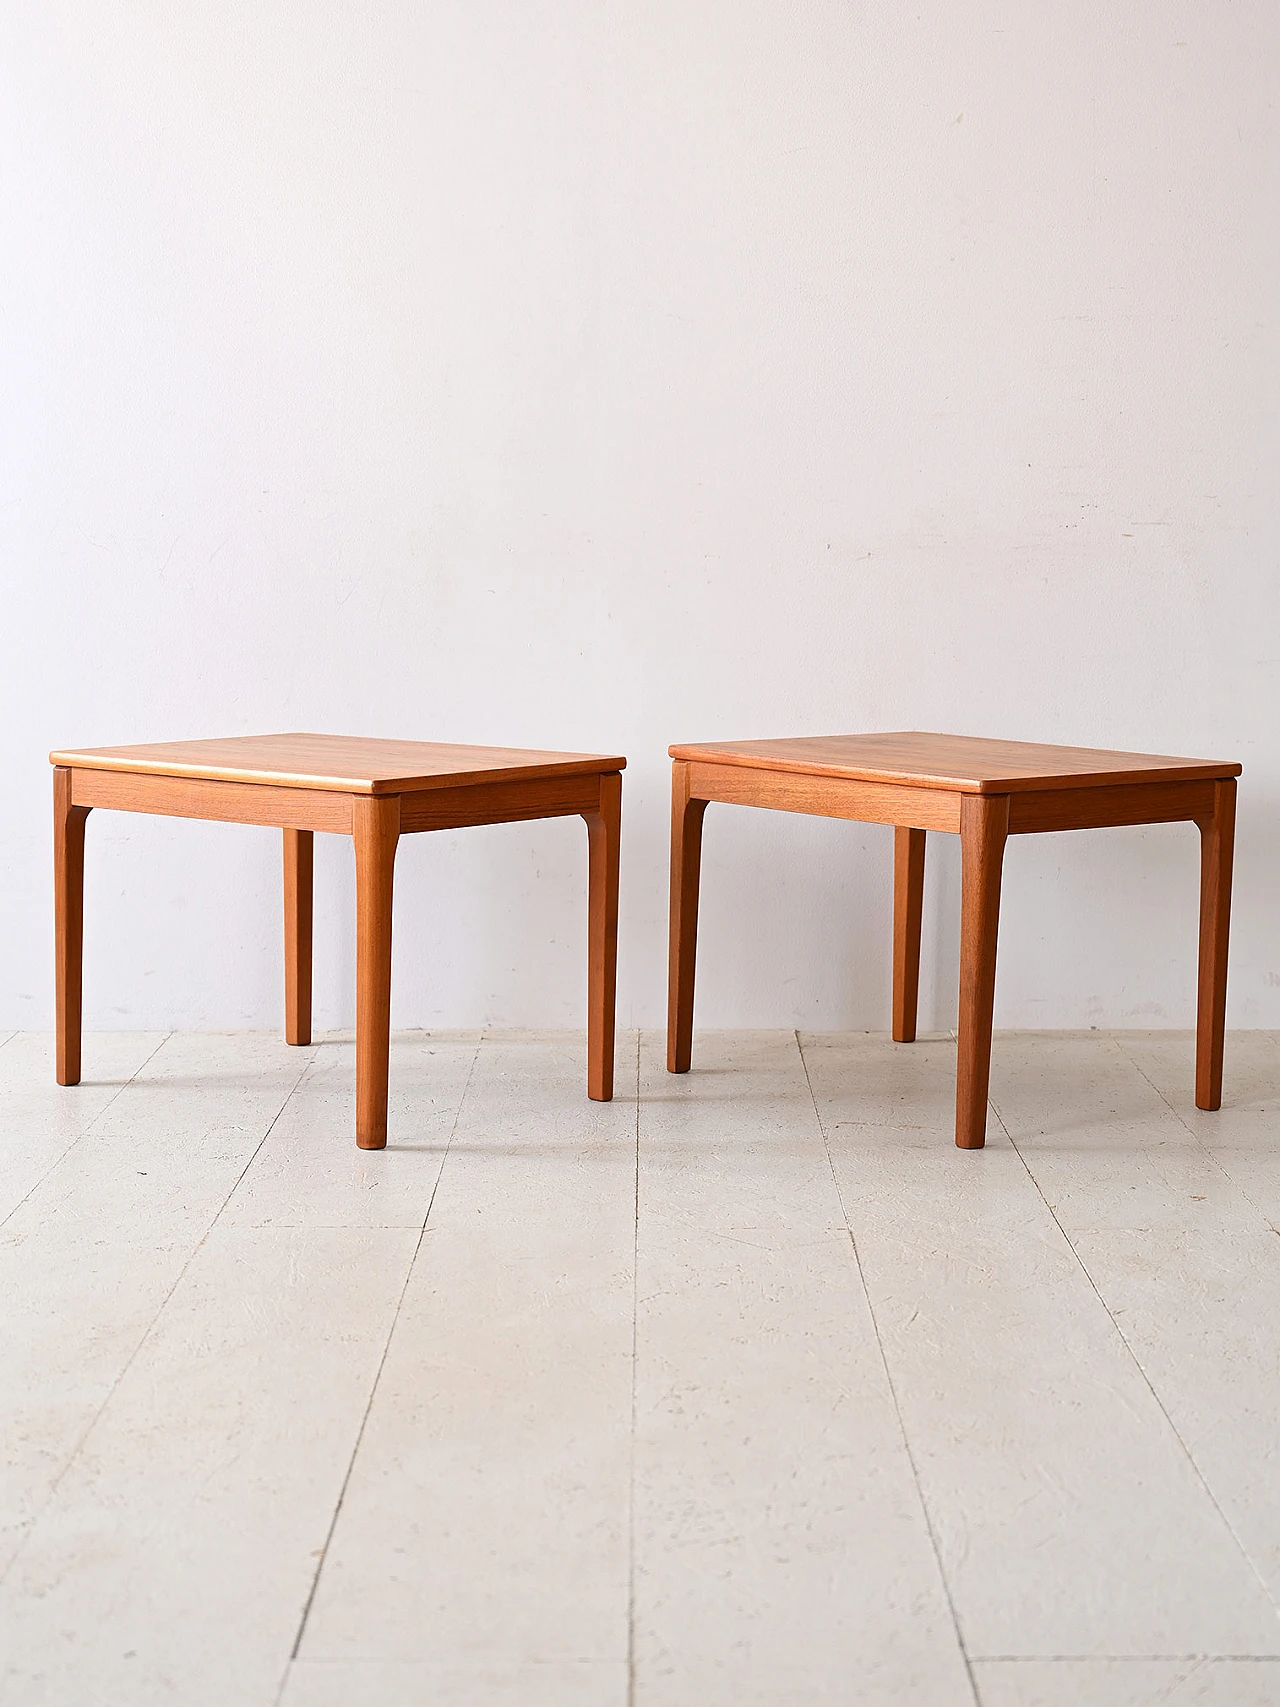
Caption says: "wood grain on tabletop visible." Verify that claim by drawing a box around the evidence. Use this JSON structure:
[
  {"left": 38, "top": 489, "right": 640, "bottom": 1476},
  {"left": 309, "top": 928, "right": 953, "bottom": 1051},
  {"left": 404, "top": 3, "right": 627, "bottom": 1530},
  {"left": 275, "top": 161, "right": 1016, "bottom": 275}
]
[
  {"left": 49, "top": 732, "right": 627, "bottom": 794},
  {"left": 667, "top": 732, "right": 1241, "bottom": 793}
]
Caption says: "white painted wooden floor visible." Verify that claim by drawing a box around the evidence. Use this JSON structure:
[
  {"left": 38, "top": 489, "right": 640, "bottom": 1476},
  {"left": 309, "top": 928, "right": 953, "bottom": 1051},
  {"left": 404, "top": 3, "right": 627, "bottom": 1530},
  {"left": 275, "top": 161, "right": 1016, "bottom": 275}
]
[{"left": 2, "top": 1028, "right": 1280, "bottom": 1707}]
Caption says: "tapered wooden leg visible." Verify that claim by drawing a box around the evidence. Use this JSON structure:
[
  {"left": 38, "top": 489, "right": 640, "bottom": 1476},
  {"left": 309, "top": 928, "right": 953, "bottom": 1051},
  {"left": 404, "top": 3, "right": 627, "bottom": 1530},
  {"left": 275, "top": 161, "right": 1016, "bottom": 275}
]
[
  {"left": 892, "top": 826, "right": 926, "bottom": 1043},
  {"left": 583, "top": 771, "right": 622, "bottom": 1101},
  {"left": 667, "top": 761, "right": 709, "bottom": 1073},
  {"left": 53, "top": 767, "right": 90, "bottom": 1087},
  {"left": 283, "top": 828, "right": 313, "bottom": 1047},
  {"left": 955, "top": 793, "right": 1009, "bottom": 1150},
  {"left": 1195, "top": 777, "right": 1236, "bottom": 1111},
  {"left": 353, "top": 795, "right": 399, "bottom": 1150}
]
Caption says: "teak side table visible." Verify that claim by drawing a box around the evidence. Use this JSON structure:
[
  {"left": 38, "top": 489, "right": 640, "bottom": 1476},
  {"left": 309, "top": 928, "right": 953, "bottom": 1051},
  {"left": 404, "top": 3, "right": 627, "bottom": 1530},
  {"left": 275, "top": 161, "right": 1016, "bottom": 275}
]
[
  {"left": 666, "top": 732, "right": 1241, "bottom": 1149},
  {"left": 51, "top": 733, "right": 625, "bottom": 1148}
]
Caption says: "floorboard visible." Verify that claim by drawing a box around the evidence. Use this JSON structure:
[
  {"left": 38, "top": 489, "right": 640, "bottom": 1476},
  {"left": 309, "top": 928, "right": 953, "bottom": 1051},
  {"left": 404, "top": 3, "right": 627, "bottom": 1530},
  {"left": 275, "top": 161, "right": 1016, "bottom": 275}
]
[{"left": 1, "top": 1029, "right": 1277, "bottom": 1705}]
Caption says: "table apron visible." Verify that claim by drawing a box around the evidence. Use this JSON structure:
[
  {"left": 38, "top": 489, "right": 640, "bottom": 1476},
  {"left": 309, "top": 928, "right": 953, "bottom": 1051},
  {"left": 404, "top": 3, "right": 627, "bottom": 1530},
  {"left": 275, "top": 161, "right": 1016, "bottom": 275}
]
[
  {"left": 399, "top": 774, "right": 607, "bottom": 833},
  {"left": 684, "top": 762, "right": 962, "bottom": 832},
  {"left": 1007, "top": 779, "right": 1217, "bottom": 834},
  {"left": 68, "top": 769, "right": 353, "bottom": 833}
]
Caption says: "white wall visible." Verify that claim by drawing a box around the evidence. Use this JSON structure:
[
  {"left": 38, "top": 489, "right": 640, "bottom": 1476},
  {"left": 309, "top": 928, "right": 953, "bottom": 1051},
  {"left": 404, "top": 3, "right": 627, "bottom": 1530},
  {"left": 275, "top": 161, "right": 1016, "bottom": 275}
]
[{"left": 2, "top": 1, "right": 1278, "bottom": 1036}]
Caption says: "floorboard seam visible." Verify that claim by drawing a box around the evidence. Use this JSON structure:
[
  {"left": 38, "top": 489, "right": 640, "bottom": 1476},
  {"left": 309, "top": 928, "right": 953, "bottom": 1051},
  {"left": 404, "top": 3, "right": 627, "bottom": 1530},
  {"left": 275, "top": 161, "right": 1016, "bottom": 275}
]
[
  {"left": 990, "top": 1096, "right": 1280, "bottom": 1626},
  {"left": 1111, "top": 1033, "right": 1279, "bottom": 1231},
  {"left": 0, "top": 1040, "right": 312, "bottom": 1592},
  {"left": 280, "top": 1032, "right": 484, "bottom": 1687},
  {"left": 626, "top": 1030, "right": 641, "bottom": 1707},
  {"left": 795, "top": 1030, "right": 982, "bottom": 1707},
  {"left": 0, "top": 1030, "right": 173, "bottom": 1233},
  {"left": 204, "top": 1047, "right": 322, "bottom": 1230}
]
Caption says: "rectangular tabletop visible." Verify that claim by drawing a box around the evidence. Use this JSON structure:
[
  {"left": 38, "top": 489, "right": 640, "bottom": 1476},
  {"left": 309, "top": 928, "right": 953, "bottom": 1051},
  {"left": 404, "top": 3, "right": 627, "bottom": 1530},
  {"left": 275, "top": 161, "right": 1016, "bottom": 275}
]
[
  {"left": 50, "top": 733, "right": 627, "bottom": 794},
  {"left": 669, "top": 732, "right": 1240, "bottom": 794}
]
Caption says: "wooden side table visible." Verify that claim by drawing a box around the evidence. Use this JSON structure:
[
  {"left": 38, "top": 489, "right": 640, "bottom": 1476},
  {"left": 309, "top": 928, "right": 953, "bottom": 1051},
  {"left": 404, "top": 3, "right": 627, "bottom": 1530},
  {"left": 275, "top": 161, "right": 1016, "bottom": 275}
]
[
  {"left": 51, "top": 734, "right": 625, "bottom": 1148},
  {"left": 666, "top": 733, "right": 1241, "bottom": 1149}
]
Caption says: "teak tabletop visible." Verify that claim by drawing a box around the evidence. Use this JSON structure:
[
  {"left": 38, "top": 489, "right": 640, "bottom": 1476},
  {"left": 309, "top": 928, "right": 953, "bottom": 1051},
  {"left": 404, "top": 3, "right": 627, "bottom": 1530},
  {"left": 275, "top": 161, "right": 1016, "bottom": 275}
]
[
  {"left": 668, "top": 732, "right": 1239, "bottom": 793},
  {"left": 51, "top": 732, "right": 624, "bottom": 794},
  {"left": 51, "top": 734, "right": 626, "bottom": 1148},
  {"left": 667, "top": 731, "right": 1241, "bottom": 1149}
]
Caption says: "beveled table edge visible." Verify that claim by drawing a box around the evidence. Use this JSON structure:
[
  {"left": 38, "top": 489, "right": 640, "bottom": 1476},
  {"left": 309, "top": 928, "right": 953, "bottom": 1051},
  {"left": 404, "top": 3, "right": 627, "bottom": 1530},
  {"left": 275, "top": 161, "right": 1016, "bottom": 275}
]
[{"left": 49, "top": 745, "right": 627, "bottom": 795}]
